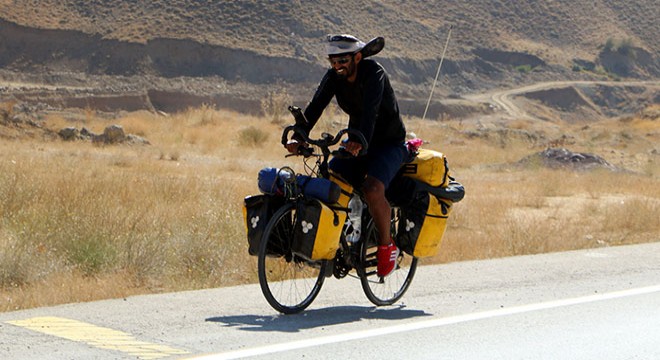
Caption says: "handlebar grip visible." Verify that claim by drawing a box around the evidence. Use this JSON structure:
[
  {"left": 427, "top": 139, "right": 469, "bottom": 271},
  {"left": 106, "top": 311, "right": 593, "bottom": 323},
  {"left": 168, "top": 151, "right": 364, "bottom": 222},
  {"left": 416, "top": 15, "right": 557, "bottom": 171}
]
[
  {"left": 281, "top": 126, "right": 292, "bottom": 145},
  {"left": 336, "top": 128, "right": 369, "bottom": 153}
]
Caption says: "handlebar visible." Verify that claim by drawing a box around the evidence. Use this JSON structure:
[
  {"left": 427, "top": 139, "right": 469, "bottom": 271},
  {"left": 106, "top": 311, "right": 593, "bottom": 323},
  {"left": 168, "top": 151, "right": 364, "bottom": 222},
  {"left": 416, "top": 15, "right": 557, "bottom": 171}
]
[
  {"left": 280, "top": 125, "right": 368, "bottom": 156},
  {"left": 282, "top": 106, "right": 368, "bottom": 157},
  {"left": 281, "top": 106, "right": 369, "bottom": 178}
]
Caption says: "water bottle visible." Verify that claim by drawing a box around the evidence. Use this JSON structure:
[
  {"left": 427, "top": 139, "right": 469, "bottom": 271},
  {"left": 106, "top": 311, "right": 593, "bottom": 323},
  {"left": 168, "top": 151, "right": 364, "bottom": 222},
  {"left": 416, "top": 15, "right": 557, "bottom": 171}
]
[{"left": 346, "top": 195, "right": 363, "bottom": 243}]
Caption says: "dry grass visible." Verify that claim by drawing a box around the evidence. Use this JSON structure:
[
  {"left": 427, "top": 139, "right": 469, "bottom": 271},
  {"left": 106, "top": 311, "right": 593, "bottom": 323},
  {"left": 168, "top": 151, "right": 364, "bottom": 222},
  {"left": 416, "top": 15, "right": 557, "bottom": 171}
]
[
  {"left": 1, "top": 105, "right": 659, "bottom": 311},
  {"left": 0, "top": 107, "right": 284, "bottom": 311}
]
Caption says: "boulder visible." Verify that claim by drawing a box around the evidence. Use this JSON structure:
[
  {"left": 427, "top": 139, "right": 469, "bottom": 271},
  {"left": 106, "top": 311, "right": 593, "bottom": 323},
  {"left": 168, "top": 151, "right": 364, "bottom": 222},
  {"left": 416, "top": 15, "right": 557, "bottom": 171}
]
[
  {"left": 58, "top": 127, "right": 80, "bottom": 141},
  {"left": 102, "top": 124, "right": 126, "bottom": 143},
  {"left": 518, "top": 147, "right": 620, "bottom": 171}
]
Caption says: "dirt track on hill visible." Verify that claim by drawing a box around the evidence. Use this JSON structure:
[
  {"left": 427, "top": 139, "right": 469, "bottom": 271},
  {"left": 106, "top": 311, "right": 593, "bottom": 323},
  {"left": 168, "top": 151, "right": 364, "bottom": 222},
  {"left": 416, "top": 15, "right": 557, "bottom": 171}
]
[
  {"left": 2, "top": 79, "right": 659, "bottom": 120},
  {"left": 464, "top": 80, "right": 660, "bottom": 121}
]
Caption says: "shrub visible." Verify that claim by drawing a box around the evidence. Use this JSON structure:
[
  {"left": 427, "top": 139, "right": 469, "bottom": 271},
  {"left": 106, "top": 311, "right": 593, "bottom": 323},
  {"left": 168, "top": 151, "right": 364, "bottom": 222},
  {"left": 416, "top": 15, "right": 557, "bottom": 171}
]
[
  {"left": 260, "top": 89, "right": 292, "bottom": 124},
  {"left": 617, "top": 38, "right": 636, "bottom": 58},
  {"left": 238, "top": 126, "right": 269, "bottom": 147},
  {"left": 602, "top": 37, "right": 636, "bottom": 59},
  {"left": 514, "top": 64, "right": 534, "bottom": 73},
  {"left": 603, "top": 38, "right": 616, "bottom": 52}
]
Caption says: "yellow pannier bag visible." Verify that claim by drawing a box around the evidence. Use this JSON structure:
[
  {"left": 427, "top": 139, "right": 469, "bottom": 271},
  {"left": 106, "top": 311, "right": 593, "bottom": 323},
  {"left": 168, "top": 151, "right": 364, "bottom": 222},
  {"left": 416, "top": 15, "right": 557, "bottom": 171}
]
[
  {"left": 397, "top": 192, "right": 452, "bottom": 258},
  {"left": 400, "top": 148, "right": 451, "bottom": 188},
  {"left": 328, "top": 171, "right": 353, "bottom": 208},
  {"left": 292, "top": 198, "right": 347, "bottom": 260}
]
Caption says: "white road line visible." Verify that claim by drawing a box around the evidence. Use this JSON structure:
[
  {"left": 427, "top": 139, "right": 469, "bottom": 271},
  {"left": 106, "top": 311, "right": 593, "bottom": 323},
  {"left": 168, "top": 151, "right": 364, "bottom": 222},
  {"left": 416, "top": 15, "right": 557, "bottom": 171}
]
[{"left": 188, "top": 284, "right": 660, "bottom": 360}]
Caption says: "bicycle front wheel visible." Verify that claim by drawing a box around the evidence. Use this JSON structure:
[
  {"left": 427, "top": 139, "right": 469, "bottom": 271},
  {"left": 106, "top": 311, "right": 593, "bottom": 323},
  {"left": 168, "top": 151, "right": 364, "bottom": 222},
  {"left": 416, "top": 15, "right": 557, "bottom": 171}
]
[
  {"left": 359, "top": 213, "right": 417, "bottom": 306},
  {"left": 257, "top": 202, "right": 327, "bottom": 314}
]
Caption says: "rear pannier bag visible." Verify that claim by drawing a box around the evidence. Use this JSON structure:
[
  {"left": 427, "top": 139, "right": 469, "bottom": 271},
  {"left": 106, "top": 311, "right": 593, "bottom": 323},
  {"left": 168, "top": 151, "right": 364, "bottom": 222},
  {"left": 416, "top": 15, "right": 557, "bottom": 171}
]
[
  {"left": 292, "top": 198, "right": 346, "bottom": 260},
  {"left": 401, "top": 148, "right": 451, "bottom": 188},
  {"left": 397, "top": 192, "right": 452, "bottom": 258},
  {"left": 243, "top": 194, "right": 283, "bottom": 256}
]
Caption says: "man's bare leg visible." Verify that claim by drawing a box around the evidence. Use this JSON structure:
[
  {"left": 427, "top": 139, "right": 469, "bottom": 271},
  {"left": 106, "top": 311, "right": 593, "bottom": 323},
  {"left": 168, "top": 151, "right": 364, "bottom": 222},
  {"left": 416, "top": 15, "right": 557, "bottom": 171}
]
[{"left": 362, "top": 176, "right": 391, "bottom": 245}]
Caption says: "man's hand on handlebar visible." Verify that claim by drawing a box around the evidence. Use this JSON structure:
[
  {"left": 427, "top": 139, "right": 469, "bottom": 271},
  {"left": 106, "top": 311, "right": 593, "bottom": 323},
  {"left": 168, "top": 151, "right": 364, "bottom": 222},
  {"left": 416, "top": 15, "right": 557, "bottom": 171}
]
[
  {"left": 285, "top": 139, "right": 302, "bottom": 154},
  {"left": 285, "top": 139, "right": 313, "bottom": 156},
  {"left": 342, "top": 140, "right": 363, "bottom": 157},
  {"left": 281, "top": 122, "right": 368, "bottom": 159}
]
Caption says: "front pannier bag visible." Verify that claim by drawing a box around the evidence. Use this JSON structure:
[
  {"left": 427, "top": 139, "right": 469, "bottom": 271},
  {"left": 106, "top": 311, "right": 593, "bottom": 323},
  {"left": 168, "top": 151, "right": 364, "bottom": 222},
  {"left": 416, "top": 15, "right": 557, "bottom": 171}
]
[
  {"left": 292, "top": 198, "right": 346, "bottom": 260},
  {"left": 243, "top": 194, "right": 283, "bottom": 256},
  {"left": 328, "top": 171, "right": 353, "bottom": 208},
  {"left": 397, "top": 192, "right": 452, "bottom": 258}
]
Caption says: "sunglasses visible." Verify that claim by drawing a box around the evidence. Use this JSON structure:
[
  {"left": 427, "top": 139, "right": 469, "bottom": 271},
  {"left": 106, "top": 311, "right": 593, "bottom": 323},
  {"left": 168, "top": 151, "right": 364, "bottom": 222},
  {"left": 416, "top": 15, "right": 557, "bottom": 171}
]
[{"left": 329, "top": 56, "right": 352, "bottom": 66}]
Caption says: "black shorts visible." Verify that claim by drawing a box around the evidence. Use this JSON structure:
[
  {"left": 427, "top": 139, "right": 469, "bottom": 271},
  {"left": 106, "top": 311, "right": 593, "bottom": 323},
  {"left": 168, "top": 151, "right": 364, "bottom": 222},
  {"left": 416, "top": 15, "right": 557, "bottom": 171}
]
[{"left": 329, "top": 142, "right": 408, "bottom": 189}]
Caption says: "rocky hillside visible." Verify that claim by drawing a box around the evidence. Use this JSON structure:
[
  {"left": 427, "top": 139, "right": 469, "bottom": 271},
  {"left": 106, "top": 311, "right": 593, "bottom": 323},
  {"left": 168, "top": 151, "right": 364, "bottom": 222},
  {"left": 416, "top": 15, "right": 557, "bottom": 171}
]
[{"left": 0, "top": 0, "right": 658, "bottom": 115}]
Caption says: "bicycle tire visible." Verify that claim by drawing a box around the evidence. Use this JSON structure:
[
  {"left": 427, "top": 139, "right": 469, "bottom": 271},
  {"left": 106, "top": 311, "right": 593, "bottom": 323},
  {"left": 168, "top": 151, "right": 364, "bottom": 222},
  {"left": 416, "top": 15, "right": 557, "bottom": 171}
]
[
  {"left": 359, "top": 210, "right": 418, "bottom": 306},
  {"left": 257, "top": 202, "right": 327, "bottom": 314}
]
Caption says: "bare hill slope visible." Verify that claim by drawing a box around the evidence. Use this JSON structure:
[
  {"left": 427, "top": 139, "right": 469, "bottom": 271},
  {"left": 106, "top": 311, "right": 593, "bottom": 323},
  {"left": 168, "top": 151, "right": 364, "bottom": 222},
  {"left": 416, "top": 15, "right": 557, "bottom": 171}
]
[
  {"left": 0, "top": 0, "right": 658, "bottom": 114},
  {"left": 2, "top": 1, "right": 658, "bottom": 60}
]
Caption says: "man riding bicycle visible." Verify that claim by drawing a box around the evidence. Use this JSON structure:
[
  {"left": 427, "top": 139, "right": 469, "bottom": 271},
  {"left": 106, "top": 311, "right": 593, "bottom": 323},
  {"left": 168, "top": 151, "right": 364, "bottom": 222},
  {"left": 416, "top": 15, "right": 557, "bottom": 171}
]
[{"left": 285, "top": 34, "right": 408, "bottom": 277}]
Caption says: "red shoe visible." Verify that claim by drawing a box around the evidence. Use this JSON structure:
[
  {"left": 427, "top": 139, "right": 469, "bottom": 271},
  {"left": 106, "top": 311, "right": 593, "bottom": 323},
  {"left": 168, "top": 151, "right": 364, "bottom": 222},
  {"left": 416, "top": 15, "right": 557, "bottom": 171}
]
[{"left": 377, "top": 242, "right": 400, "bottom": 277}]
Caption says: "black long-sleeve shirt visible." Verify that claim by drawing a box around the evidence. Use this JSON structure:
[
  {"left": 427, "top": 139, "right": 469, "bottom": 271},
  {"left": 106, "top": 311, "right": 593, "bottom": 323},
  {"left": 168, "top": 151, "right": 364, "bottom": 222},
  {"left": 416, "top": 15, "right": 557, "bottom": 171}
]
[{"left": 303, "top": 59, "right": 406, "bottom": 149}]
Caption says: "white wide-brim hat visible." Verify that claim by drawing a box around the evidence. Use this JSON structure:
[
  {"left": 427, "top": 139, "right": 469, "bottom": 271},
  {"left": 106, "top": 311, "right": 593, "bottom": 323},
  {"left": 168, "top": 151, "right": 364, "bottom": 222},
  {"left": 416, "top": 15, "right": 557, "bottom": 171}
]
[
  {"left": 326, "top": 34, "right": 385, "bottom": 58},
  {"left": 326, "top": 34, "right": 365, "bottom": 56}
]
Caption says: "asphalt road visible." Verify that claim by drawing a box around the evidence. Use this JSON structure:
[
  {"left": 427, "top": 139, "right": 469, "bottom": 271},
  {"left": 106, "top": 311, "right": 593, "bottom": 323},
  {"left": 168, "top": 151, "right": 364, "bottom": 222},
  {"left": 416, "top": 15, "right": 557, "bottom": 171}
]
[{"left": 1, "top": 242, "right": 659, "bottom": 360}]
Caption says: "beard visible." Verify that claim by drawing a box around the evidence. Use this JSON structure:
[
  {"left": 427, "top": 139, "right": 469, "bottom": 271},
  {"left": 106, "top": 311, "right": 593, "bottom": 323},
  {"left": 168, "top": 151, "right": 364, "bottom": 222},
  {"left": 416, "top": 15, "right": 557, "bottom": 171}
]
[{"left": 335, "top": 62, "right": 356, "bottom": 79}]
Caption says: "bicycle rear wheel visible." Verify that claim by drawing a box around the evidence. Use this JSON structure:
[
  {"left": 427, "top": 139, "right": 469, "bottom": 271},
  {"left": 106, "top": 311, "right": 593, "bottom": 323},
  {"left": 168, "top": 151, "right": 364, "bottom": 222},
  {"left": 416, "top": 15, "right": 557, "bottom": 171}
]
[
  {"left": 257, "top": 202, "right": 327, "bottom": 314},
  {"left": 359, "top": 210, "right": 417, "bottom": 306}
]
